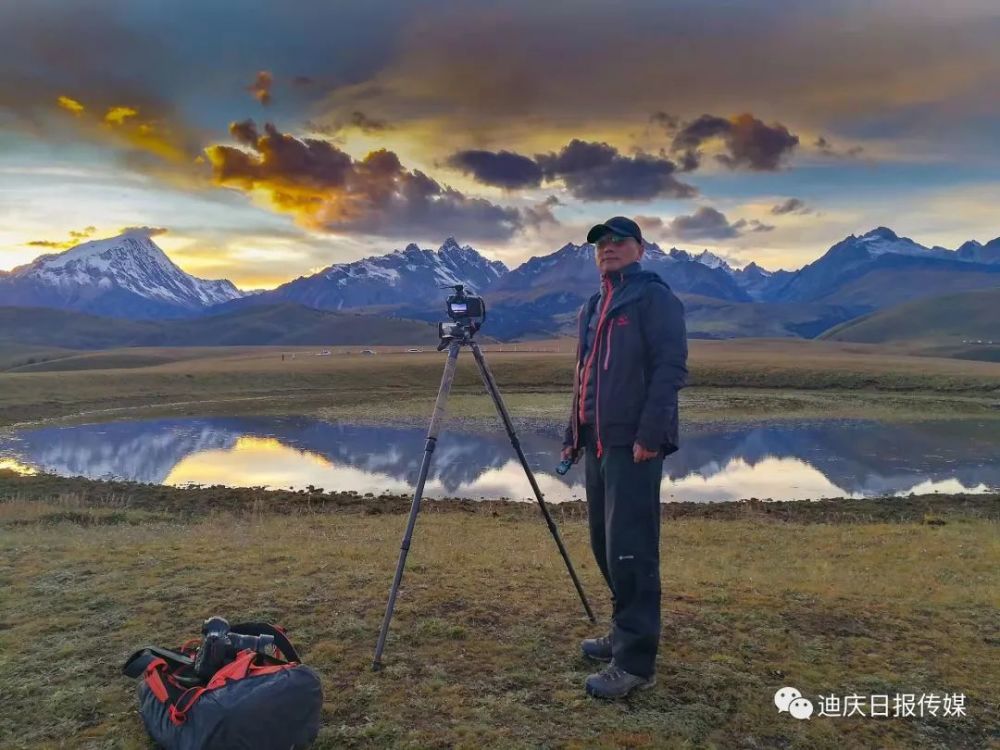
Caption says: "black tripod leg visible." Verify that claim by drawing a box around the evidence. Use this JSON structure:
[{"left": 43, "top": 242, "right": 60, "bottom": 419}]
[
  {"left": 469, "top": 341, "right": 596, "bottom": 623},
  {"left": 372, "top": 340, "right": 462, "bottom": 670}
]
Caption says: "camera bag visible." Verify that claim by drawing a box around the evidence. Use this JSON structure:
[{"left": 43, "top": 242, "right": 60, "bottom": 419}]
[{"left": 123, "top": 621, "right": 323, "bottom": 750}]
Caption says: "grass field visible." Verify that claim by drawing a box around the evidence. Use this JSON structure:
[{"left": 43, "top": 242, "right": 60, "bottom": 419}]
[
  {"left": 2, "top": 338, "right": 998, "bottom": 430},
  {"left": 0, "top": 475, "right": 997, "bottom": 749},
  {"left": 1, "top": 339, "right": 998, "bottom": 748}
]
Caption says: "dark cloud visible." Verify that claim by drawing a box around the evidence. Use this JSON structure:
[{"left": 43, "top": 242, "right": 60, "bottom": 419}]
[
  {"left": 535, "top": 139, "right": 697, "bottom": 201},
  {"left": 301, "top": 119, "right": 342, "bottom": 139},
  {"left": 120, "top": 225, "right": 168, "bottom": 236},
  {"left": 349, "top": 110, "right": 390, "bottom": 133},
  {"left": 665, "top": 206, "right": 772, "bottom": 241},
  {"left": 301, "top": 111, "right": 392, "bottom": 139},
  {"left": 445, "top": 139, "right": 697, "bottom": 200},
  {"left": 446, "top": 149, "right": 544, "bottom": 190},
  {"left": 229, "top": 119, "right": 260, "bottom": 146},
  {"left": 649, "top": 111, "right": 680, "bottom": 132},
  {"left": 675, "top": 149, "right": 700, "bottom": 173},
  {"left": 814, "top": 135, "right": 864, "bottom": 158},
  {"left": 3, "top": 1, "right": 997, "bottom": 170},
  {"left": 671, "top": 113, "right": 799, "bottom": 171},
  {"left": 205, "top": 121, "right": 521, "bottom": 241},
  {"left": 633, "top": 214, "right": 664, "bottom": 231},
  {"left": 248, "top": 70, "right": 274, "bottom": 106},
  {"left": 770, "top": 197, "right": 812, "bottom": 215},
  {"left": 718, "top": 114, "right": 799, "bottom": 170},
  {"left": 671, "top": 115, "right": 731, "bottom": 150},
  {"left": 737, "top": 218, "right": 775, "bottom": 233},
  {"left": 522, "top": 195, "right": 562, "bottom": 229}
]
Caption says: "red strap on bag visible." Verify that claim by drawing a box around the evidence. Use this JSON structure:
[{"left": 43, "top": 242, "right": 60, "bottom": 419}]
[
  {"left": 167, "top": 650, "right": 297, "bottom": 726},
  {"left": 144, "top": 658, "right": 169, "bottom": 703}
]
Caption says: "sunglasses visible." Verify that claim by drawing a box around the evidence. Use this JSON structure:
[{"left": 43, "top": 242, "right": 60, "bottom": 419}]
[{"left": 595, "top": 234, "right": 633, "bottom": 250}]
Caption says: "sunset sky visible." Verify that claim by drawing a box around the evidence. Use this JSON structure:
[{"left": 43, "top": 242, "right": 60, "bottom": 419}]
[{"left": 1, "top": 0, "right": 998, "bottom": 288}]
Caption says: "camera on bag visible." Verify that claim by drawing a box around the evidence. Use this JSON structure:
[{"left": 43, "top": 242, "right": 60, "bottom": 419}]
[
  {"left": 193, "top": 615, "right": 276, "bottom": 681},
  {"left": 123, "top": 616, "right": 323, "bottom": 750}
]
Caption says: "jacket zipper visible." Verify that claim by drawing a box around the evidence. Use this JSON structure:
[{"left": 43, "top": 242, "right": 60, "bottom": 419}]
[
  {"left": 595, "top": 355, "right": 604, "bottom": 457},
  {"left": 571, "top": 306, "right": 584, "bottom": 451},
  {"left": 595, "top": 270, "right": 623, "bottom": 458},
  {"left": 577, "top": 277, "right": 614, "bottom": 427},
  {"left": 596, "top": 323, "right": 614, "bottom": 455}
]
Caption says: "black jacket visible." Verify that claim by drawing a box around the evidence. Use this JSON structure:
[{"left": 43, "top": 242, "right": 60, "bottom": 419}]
[{"left": 563, "top": 261, "right": 688, "bottom": 458}]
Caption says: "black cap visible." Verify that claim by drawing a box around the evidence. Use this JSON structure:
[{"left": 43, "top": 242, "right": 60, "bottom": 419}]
[{"left": 586, "top": 216, "right": 643, "bottom": 244}]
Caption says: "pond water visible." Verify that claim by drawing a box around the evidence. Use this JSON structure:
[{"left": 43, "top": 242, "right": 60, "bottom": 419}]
[{"left": 1, "top": 416, "right": 997, "bottom": 503}]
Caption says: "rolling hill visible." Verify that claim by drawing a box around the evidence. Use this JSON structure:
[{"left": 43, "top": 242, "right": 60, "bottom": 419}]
[
  {"left": 820, "top": 287, "right": 1000, "bottom": 361},
  {"left": 0, "top": 303, "right": 440, "bottom": 354},
  {"left": 680, "top": 295, "right": 867, "bottom": 339}
]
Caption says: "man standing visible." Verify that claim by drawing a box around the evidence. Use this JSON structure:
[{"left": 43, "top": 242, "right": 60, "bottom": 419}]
[{"left": 561, "top": 216, "right": 688, "bottom": 699}]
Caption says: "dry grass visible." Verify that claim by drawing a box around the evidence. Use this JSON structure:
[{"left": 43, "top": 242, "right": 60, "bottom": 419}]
[
  {"left": 1, "top": 339, "right": 997, "bottom": 430},
  {"left": 0, "top": 490, "right": 996, "bottom": 749}
]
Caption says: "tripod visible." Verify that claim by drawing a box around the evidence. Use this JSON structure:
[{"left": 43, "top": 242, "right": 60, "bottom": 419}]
[{"left": 371, "top": 330, "right": 596, "bottom": 670}]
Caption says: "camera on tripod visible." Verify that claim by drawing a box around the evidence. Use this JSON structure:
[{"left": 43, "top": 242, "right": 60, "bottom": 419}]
[
  {"left": 193, "top": 615, "right": 276, "bottom": 680},
  {"left": 437, "top": 284, "right": 486, "bottom": 350},
  {"left": 374, "top": 282, "right": 594, "bottom": 670}
]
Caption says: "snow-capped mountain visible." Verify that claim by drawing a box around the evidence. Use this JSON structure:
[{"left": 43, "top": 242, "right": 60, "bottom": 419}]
[
  {"left": 849, "top": 226, "right": 945, "bottom": 259},
  {"left": 0, "top": 230, "right": 244, "bottom": 319},
  {"left": 492, "top": 241, "right": 751, "bottom": 302},
  {"left": 692, "top": 249, "right": 736, "bottom": 272},
  {"left": 730, "top": 261, "right": 796, "bottom": 301},
  {"left": 216, "top": 237, "right": 508, "bottom": 314},
  {"left": 770, "top": 226, "right": 1000, "bottom": 305}
]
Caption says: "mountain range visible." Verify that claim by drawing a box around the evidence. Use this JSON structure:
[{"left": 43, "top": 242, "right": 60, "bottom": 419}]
[{"left": 1, "top": 225, "right": 997, "bottom": 342}]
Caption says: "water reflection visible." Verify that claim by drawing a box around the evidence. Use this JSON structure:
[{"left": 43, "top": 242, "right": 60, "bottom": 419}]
[{"left": 1, "top": 416, "right": 997, "bottom": 503}]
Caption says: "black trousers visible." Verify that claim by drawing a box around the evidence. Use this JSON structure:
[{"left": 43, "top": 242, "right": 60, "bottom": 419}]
[{"left": 581, "top": 423, "right": 664, "bottom": 678}]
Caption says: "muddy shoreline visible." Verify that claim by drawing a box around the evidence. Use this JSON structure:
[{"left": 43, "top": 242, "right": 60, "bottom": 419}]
[{"left": 3, "top": 470, "right": 997, "bottom": 525}]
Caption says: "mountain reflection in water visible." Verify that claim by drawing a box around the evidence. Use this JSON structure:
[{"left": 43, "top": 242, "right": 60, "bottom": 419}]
[{"left": 1, "top": 416, "right": 996, "bottom": 503}]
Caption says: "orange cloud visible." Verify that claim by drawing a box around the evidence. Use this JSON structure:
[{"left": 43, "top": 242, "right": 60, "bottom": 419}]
[
  {"left": 205, "top": 120, "right": 521, "bottom": 240},
  {"left": 104, "top": 105, "right": 138, "bottom": 125},
  {"left": 56, "top": 95, "right": 85, "bottom": 115},
  {"left": 26, "top": 225, "right": 98, "bottom": 250},
  {"left": 54, "top": 95, "right": 197, "bottom": 166}
]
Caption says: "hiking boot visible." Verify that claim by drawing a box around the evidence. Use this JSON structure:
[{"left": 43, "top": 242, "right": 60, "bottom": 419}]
[
  {"left": 580, "top": 632, "right": 613, "bottom": 662},
  {"left": 585, "top": 661, "right": 655, "bottom": 699}
]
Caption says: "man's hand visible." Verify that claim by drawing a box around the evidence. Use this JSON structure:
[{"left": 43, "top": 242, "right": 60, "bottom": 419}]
[
  {"left": 561, "top": 445, "right": 579, "bottom": 463},
  {"left": 633, "top": 441, "right": 659, "bottom": 462}
]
